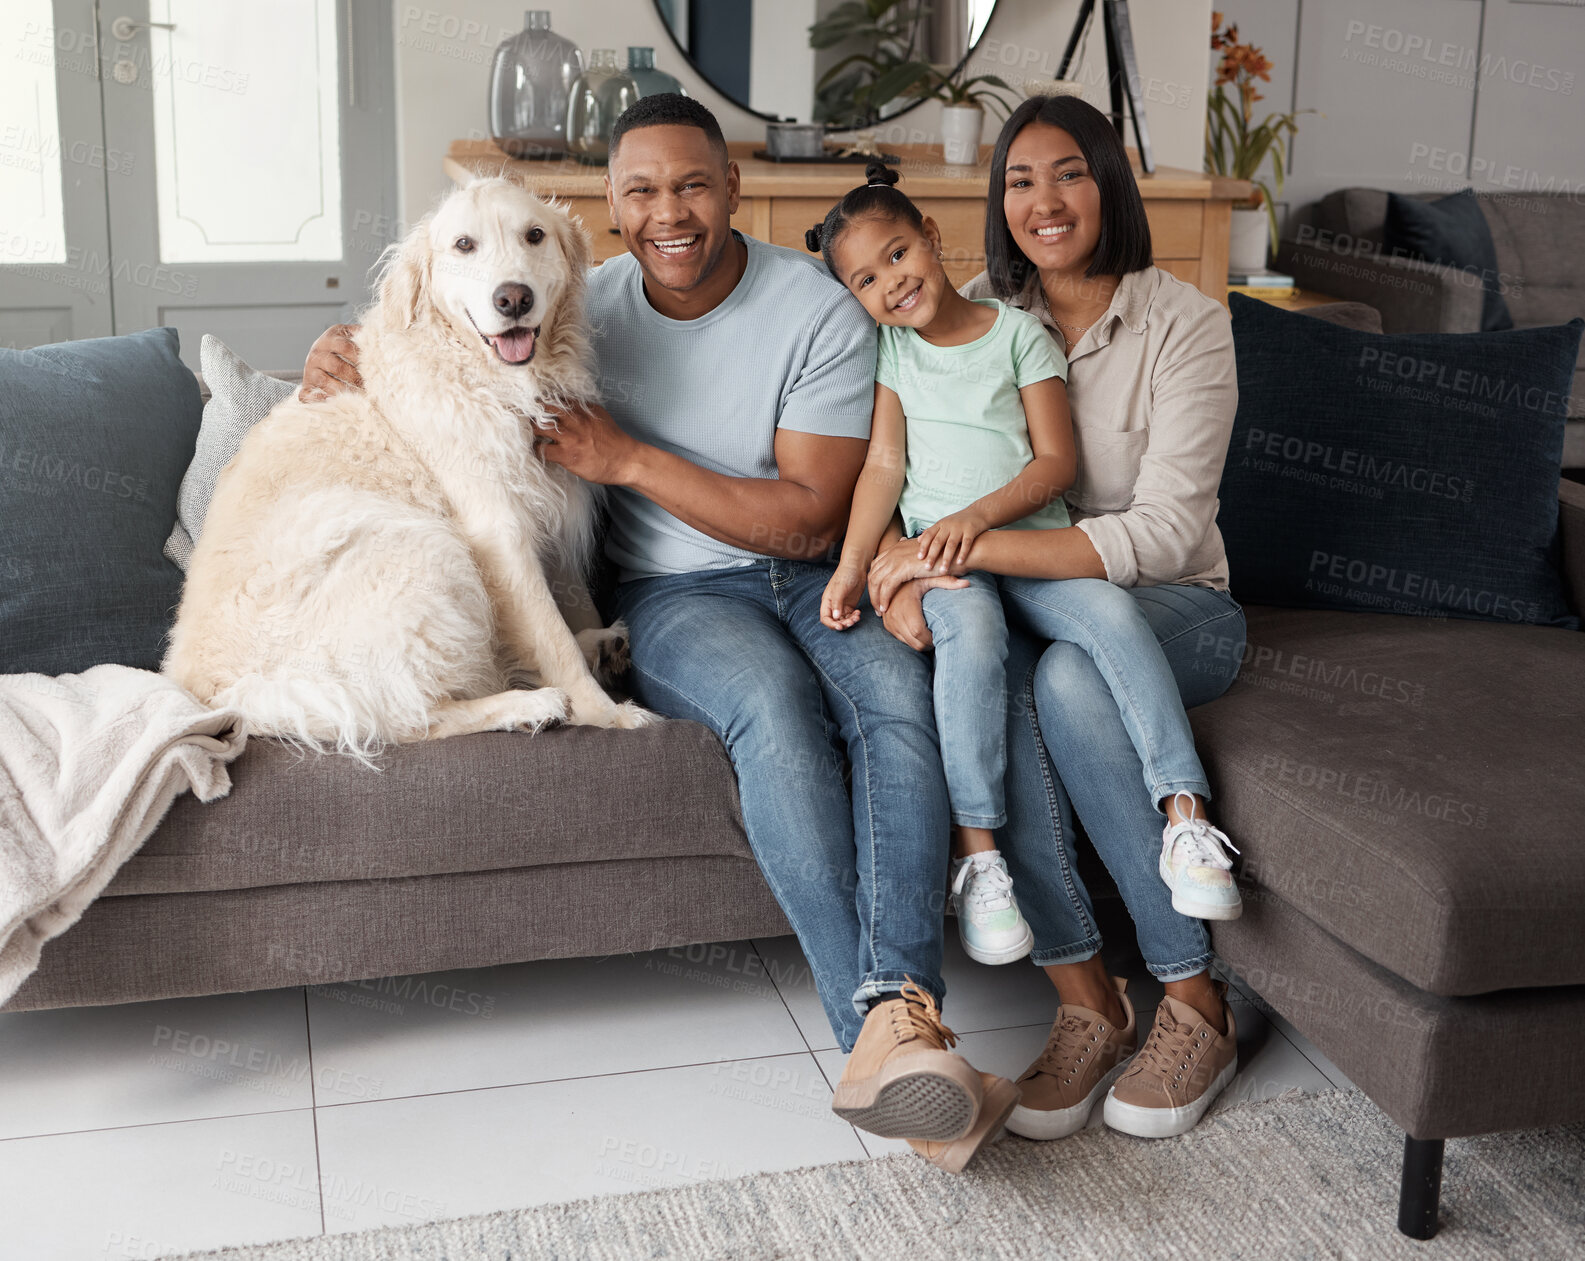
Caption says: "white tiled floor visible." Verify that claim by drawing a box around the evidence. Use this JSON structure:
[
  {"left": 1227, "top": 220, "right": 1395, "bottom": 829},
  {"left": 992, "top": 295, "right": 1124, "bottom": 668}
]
[{"left": 0, "top": 935, "right": 1351, "bottom": 1260}]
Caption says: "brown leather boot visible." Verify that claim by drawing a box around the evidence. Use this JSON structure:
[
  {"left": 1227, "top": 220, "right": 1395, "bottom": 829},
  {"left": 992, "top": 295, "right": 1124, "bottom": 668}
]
[{"left": 830, "top": 980, "right": 983, "bottom": 1142}]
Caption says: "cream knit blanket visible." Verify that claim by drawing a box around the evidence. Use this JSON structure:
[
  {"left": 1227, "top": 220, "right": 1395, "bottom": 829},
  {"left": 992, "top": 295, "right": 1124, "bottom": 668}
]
[{"left": 0, "top": 665, "right": 246, "bottom": 1005}]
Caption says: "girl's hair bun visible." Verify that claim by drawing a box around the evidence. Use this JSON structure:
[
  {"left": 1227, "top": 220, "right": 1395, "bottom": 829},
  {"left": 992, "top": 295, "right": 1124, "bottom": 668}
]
[
  {"left": 863, "top": 160, "right": 901, "bottom": 188},
  {"left": 804, "top": 223, "right": 823, "bottom": 253}
]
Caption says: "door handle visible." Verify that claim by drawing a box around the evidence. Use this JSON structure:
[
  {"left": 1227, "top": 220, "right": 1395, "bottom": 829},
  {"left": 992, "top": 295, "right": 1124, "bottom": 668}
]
[{"left": 110, "top": 16, "right": 176, "bottom": 41}]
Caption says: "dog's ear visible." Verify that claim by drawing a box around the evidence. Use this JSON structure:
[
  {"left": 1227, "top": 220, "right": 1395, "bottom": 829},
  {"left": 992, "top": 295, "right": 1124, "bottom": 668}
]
[
  {"left": 374, "top": 218, "right": 432, "bottom": 331},
  {"left": 553, "top": 200, "right": 593, "bottom": 290}
]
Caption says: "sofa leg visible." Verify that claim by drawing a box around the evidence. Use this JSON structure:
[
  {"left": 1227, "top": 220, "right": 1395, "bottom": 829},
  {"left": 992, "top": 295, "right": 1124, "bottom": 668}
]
[{"left": 1398, "top": 1135, "right": 1444, "bottom": 1239}]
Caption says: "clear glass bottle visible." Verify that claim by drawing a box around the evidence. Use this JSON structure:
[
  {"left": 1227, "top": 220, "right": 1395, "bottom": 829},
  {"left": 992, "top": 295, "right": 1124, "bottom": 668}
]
[
  {"left": 626, "top": 46, "right": 684, "bottom": 99},
  {"left": 488, "top": 11, "right": 583, "bottom": 159},
  {"left": 565, "top": 49, "right": 641, "bottom": 165}
]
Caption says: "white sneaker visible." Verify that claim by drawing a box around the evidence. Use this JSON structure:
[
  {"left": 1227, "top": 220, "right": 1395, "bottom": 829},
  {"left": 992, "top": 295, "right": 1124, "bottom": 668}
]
[
  {"left": 1159, "top": 792, "right": 1242, "bottom": 921},
  {"left": 950, "top": 852, "right": 1033, "bottom": 965}
]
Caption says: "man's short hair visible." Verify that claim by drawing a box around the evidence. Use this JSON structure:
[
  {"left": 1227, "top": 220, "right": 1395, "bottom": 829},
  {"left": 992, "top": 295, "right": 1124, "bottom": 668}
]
[{"left": 608, "top": 93, "right": 729, "bottom": 167}]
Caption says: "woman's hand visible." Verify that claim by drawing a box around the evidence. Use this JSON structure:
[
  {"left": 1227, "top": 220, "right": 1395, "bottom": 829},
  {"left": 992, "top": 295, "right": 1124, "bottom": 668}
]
[
  {"left": 820, "top": 564, "right": 869, "bottom": 631},
  {"left": 916, "top": 509, "right": 988, "bottom": 571},
  {"left": 868, "top": 534, "right": 967, "bottom": 613}
]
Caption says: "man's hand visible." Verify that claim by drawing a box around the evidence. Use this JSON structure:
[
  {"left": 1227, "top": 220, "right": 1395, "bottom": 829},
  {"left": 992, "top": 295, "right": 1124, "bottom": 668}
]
[
  {"left": 916, "top": 508, "right": 988, "bottom": 571},
  {"left": 820, "top": 564, "right": 869, "bottom": 631},
  {"left": 300, "top": 324, "right": 363, "bottom": 401},
  {"left": 538, "top": 400, "right": 643, "bottom": 485},
  {"left": 880, "top": 576, "right": 964, "bottom": 651},
  {"left": 868, "top": 533, "right": 967, "bottom": 613}
]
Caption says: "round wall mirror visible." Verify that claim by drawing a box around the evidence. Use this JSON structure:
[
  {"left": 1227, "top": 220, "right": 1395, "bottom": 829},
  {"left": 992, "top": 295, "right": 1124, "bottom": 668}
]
[{"left": 653, "top": 0, "right": 1001, "bottom": 129}]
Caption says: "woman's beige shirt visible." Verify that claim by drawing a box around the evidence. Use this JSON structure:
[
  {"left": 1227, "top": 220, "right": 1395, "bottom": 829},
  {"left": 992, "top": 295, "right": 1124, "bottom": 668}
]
[{"left": 961, "top": 266, "right": 1237, "bottom": 590}]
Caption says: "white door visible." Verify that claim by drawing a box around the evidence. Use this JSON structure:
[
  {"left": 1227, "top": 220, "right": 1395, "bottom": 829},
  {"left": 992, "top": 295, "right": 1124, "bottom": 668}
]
[
  {"left": 0, "top": 0, "right": 114, "bottom": 347},
  {"left": 0, "top": 0, "right": 397, "bottom": 369}
]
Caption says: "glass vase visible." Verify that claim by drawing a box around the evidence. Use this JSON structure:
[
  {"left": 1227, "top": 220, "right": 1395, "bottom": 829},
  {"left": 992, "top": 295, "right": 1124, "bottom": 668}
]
[
  {"left": 488, "top": 11, "right": 583, "bottom": 159},
  {"left": 566, "top": 49, "right": 641, "bottom": 165},
  {"left": 627, "top": 46, "right": 684, "bottom": 98}
]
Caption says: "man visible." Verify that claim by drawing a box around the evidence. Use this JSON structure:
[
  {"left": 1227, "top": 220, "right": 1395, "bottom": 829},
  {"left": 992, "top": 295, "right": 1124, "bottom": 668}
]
[{"left": 302, "top": 95, "right": 1014, "bottom": 1169}]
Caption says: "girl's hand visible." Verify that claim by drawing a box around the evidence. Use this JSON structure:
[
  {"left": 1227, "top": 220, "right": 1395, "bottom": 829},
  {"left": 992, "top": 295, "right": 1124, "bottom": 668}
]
[
  {"left": 868, "top": 535, "right": 967, "bottom": 613},
  {"left": 821, "top": 565, "right": 869, "bottom": 630},
  {"left": 917, "top": 510, "right": 988, "bottom": 571}
]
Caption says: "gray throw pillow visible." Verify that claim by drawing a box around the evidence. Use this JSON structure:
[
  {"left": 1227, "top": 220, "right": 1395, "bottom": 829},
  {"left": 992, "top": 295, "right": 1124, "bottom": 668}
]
[
  {"left": 0, "top": 327, "right": 201, "bottom": 674},
  {"left": 164, "top": 334, "right": 295, "bottom": 570}
]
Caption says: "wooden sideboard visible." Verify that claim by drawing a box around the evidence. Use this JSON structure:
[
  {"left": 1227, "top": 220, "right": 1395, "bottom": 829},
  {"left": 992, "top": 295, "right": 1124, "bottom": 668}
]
[{"left": 445, "top": 141, "right": 1250, "bottom": 305}]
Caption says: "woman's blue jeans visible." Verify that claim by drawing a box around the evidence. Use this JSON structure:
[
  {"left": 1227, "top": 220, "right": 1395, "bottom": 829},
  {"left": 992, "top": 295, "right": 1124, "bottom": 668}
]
[{"left": 995, "top": 579, "right": 1246, "bottom": 980}]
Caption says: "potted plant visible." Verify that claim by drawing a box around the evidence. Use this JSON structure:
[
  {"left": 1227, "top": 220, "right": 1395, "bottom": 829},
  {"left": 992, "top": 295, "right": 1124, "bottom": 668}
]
[
  {"left": 931, "top": 65, "right": 1019, "bottom": 164},
  {"left": 809, "top": 0, "right": 929, "bottom": 128},
  {"left": 1205, "top": 12, "right": 1310, "bottom": 271}
]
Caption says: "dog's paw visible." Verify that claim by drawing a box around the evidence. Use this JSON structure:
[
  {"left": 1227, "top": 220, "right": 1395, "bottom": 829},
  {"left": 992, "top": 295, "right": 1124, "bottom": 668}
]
[
  {"left": 506, "top": 687, "right": 569, "bottom": 733},
  {"left": 608, "top": 699, "right": 660, "bottom": 730},
  {"left": 576, "top": 624, "right": 631, "bottom": 684}
]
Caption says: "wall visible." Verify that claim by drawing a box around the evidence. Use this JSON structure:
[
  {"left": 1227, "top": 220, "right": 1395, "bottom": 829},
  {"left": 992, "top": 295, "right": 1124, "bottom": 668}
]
[
  {"left": 1213, "top": 0, "right": 1585, "bottom": 233},
  {"left": 393, "top": 0, "right": 1215, "bottom": 221}
]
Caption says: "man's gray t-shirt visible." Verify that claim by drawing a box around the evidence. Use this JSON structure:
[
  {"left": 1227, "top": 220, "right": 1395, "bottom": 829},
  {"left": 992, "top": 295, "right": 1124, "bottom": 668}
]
[{"left": 587, "top": 233, "right": 876, "bottom": 581}]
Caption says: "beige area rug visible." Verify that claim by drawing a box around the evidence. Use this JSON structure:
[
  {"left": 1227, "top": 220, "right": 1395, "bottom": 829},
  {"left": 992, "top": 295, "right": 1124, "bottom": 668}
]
[{"left": 175, "top": 1090, "right": 1583, "bottom": 1261}]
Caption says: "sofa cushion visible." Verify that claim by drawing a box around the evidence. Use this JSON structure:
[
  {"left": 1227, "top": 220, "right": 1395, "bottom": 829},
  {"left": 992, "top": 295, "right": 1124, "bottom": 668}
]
[
  {"left": 106, "top": 720, "right": 750, "bottom": 896},
  {"left": 1192, "top": 605, "right": 1585, "bottom": 996},
  {"left": 166, "top": 335, "right": 296, "bottom": 570},
  {"left": 1221, "top": 295, "right": 1581, "bottom": 627},
  {"left": 1384, "top": 190, "right": 1513, "bottom": 332},
  {"left": 1480, "top": 192, "right": 1585, "bottom": 299},
  {"left": 0, "top": 328, "right": 201, "bottom": 674},
  {"left": 1295, "top": 301, "right": 1382, "bottom": 334}
]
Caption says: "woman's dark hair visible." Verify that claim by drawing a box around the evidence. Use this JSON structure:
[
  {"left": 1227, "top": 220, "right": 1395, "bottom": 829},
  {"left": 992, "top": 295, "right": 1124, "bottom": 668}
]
[
  {"left": 804, "top": 161, "right": 924, "bottom": 278},
  {"left": 985, "top": 95, "right": 1152, "bottom": 298}
]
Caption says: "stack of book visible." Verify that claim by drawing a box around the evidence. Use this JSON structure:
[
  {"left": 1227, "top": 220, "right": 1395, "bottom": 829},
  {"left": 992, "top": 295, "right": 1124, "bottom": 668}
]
[{"left": 1228, "top": 269, "right": 1297, "bottom": 299}]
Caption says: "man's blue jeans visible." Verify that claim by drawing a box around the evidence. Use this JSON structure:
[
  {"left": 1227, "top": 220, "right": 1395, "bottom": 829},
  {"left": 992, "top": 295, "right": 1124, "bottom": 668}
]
[
  {"left": 615, "top": 559, "right": 951, "bottom": 1052},
  {"left": 996, "top": 581, "right": 1246, "bottom": 980}
]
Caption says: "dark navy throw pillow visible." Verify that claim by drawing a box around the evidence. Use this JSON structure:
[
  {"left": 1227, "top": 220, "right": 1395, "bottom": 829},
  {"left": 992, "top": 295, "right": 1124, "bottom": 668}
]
[
  {"left": 1385, "top": 189, "right": 1514, "bottom": 333},
  {"left": 1220, "top": 296, "right": 1579, "bottom": 628},
  {"left": 0, "top": 327, "right": 202, "bottom": 674}
]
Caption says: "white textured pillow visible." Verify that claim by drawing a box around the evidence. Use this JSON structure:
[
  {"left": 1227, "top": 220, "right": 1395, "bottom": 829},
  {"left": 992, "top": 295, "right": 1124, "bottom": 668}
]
[{"left": 163, "top": 334, "right": 296, "bottom": 570}]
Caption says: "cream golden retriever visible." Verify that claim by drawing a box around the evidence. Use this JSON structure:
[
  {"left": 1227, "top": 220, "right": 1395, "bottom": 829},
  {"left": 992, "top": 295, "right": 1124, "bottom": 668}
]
[{"left": 163, "top": 177, "right": 653, "bottom": 761}]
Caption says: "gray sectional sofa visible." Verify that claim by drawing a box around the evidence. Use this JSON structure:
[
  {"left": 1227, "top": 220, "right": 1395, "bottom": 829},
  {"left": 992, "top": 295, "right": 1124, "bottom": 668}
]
[
  {"left": 8, "top": 315, "right": 1582, "bottom": 1241},
  {"left": 1278, "top": 187, "right": 1585, "bottom": 466}
]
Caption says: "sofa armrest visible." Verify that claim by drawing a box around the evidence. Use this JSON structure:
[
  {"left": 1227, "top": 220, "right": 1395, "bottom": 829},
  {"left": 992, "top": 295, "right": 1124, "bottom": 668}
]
[
  {"left": 1561, "top": 478, "right": 1585, "bottom": 616},
  {"left": 1275, "top": 239, "right": 1484, "bottom": 335}
]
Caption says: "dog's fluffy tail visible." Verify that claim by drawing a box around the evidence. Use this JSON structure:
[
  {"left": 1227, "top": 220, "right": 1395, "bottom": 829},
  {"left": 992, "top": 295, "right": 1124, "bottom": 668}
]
[{"left": 212, "top": 672, "right": 426, "bottom": 771}]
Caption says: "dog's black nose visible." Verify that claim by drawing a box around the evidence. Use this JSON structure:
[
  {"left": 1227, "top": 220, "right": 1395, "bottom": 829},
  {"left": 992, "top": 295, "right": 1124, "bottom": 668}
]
[{"left": 493, "top": 283, "right": 535, "bottom": 320}]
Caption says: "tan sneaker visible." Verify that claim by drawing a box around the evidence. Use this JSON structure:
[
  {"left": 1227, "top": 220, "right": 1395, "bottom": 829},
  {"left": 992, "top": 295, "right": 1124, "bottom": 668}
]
[
  {"left": 907, "top": 1072, "right": 1021, "bottom": 1173},
  {"left": 831, "top": 981, "right": 983, "bottom": 1141},
  {"left": 1006, "top": 977, "right": 1137, "bottom": 1140},
  {"left": 1103, "top": 985, "right": 1238, "bottom": 1138}
]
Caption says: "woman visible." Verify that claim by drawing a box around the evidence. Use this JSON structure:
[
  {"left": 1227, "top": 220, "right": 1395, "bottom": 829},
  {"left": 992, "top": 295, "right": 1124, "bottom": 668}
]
[{"left": 867, "top": 95, "right": 1247, "bottom": 1141}]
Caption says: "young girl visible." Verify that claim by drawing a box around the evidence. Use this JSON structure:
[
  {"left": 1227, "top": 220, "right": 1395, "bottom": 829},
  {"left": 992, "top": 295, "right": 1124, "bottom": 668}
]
[{"left": 808, "top": 163, "right": 1243, "bottom": 968}]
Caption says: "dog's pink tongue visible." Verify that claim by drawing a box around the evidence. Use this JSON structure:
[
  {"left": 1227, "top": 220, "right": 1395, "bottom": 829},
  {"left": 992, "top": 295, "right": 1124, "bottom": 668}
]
[{"left": 495, "top": 327, "right": 536, "bottom": 364}]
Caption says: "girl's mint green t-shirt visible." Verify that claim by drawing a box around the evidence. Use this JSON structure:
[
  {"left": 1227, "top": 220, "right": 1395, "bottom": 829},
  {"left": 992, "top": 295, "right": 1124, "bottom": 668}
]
[{"left": 876, "top": 299, "right": 1070, "bottom": 537}]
